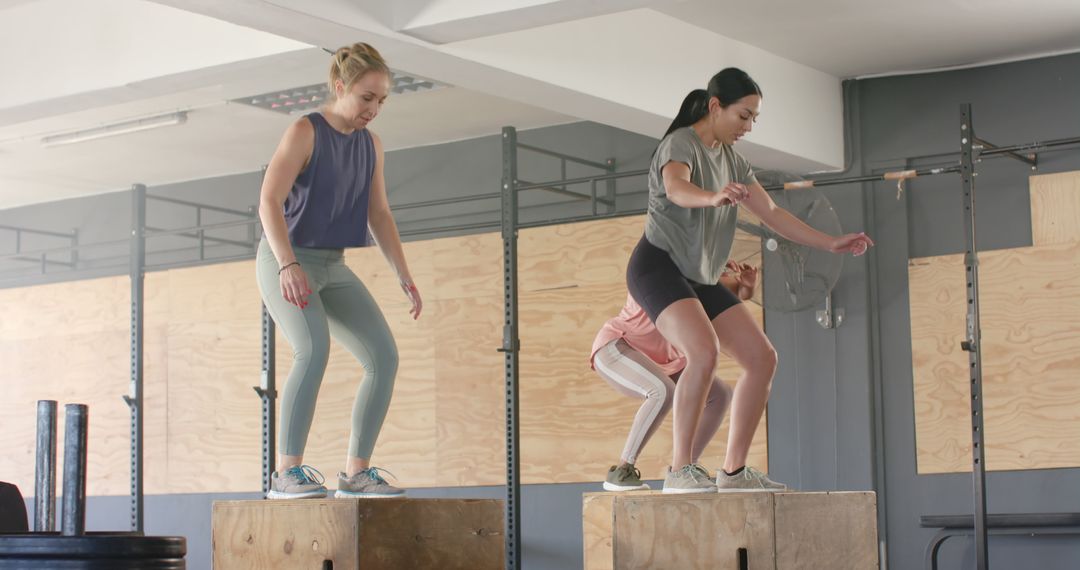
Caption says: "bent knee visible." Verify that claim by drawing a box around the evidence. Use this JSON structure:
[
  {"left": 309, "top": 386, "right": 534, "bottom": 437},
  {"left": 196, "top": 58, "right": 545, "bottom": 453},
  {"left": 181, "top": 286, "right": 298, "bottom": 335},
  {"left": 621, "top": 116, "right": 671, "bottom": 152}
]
[{"left": 682, "top": 340, "right": 721, "bottom": 371}]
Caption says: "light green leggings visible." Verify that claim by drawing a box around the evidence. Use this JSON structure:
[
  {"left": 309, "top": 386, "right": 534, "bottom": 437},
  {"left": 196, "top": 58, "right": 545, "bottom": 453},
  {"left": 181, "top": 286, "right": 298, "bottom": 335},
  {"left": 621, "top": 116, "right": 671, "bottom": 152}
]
[{"left": 256, "top": 238, "right": 398, "bottom": 459}]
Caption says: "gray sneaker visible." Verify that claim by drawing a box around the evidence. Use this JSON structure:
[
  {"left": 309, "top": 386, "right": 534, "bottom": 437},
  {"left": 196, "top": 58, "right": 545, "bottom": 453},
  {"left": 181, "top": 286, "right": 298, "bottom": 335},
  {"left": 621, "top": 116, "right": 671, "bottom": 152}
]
[
  {"left": 662, "top": 464, "right": 718, "bottom": 494},
  {"left": 335, "top": 467, "right": 405, "bottom": 498},
  {"left": 715, "top": 466, "right": 788, "bottom": 492},
  {"left": 690, "top": 463, "right": 712, "bottom": 480},
  {"left": 603, "top": 463, "right": 650, "bottom": 492},
  {"left": 266, "top": 465, "right": 327, "bottom": 499}
]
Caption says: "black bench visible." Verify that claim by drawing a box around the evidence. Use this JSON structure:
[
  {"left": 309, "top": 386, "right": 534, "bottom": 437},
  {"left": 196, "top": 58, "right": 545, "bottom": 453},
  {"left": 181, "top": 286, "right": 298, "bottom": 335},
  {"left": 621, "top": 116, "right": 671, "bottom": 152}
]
[{"left": 921, "top": 512, "right": 1080, "bottom": 570}]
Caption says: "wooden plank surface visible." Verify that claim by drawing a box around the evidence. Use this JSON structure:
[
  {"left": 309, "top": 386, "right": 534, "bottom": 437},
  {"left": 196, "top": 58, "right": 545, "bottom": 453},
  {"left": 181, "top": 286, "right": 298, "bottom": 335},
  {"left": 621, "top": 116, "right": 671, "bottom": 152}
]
[
  {"left": 0, "top": 275, "right": 169, "bottom": 497},
  {"left": 910, "top": 241, "right": 1080, "bottom": 472},
  {"left": 590, "top": 491, "right": 878, "bottom": 570},
  {"left": 773, "top": 492, "right": 878, "bottom": 570},
  {"left": 212, "top": 499, "right": 359, "bottom": 569},
  {"left": 355, "top": 498, "right": 504, "bottom": 569},
  {"left": 212, "top": 498, "right": 503, "bottom": 569},
  {"left": 612, "top": 492, "right": 776, "bottom": 570},
  {"left": 1030, "top": 171, "right": 1080, "bottom": 246},
  {"left": 582, "top": 493, "right": 616, "bottom": 570},
  {"left": 433, "top": 295, "right": 506, "bottom": 486}
]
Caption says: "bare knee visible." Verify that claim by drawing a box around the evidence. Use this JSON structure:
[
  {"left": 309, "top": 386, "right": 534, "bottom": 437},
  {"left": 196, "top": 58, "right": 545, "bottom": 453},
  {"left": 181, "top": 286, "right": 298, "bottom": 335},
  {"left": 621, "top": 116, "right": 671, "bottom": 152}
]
[
  {"left": 684, "top": 339, "right": 720, "bottom": 375},
  {"left": 745, "top": 341, "right": 778, "bottom": 379}
]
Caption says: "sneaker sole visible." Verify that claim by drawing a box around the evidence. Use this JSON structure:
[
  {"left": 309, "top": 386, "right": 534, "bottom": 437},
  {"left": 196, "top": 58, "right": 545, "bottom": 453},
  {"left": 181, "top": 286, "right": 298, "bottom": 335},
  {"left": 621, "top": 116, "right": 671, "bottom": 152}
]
[
  {"left": 715, "top": 487, "right": 787, "bottom": 493},
  {"left": 602, "top": 482, "right": 650, "bottom": 492},
  {"left": 661, "top": 486, "right": 717, "bottom": 494},
  {"left": 334, "top": 490, "right": 406, "bottom": 499},
  {"left": 265, "top": 490, "right": 327, "bottom": 500}
]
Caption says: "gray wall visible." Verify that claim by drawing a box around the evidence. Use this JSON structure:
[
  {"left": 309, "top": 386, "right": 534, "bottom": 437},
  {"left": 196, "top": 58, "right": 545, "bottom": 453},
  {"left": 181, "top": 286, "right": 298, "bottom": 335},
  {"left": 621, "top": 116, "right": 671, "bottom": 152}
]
[{"left": 768, "top": 52, "right": 1080, "bottom": 570}]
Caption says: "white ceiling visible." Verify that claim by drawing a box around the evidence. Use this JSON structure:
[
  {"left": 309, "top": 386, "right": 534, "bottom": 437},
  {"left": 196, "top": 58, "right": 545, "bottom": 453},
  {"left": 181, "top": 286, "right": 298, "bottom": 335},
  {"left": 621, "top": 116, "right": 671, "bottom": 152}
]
[
  {"left": 1, "top": 0, "right": 1078, "bottom": 209},
  {"left": 658, "top": 0, "right": 1080, "bottom": 78}
]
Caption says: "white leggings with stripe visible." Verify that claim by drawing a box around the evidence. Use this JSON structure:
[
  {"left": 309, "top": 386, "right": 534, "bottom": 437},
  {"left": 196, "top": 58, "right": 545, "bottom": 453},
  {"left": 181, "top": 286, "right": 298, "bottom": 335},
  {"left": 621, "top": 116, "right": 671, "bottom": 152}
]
[{"left": 594, "top": 338, "right": 732, "bottom": 465}]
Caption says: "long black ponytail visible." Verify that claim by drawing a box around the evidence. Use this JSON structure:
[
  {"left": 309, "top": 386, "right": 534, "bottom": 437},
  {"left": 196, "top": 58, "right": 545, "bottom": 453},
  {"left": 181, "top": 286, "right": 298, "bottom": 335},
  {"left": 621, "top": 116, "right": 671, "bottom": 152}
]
[{"left": 661, "top": 67, "right": 762, "bottom": 139}]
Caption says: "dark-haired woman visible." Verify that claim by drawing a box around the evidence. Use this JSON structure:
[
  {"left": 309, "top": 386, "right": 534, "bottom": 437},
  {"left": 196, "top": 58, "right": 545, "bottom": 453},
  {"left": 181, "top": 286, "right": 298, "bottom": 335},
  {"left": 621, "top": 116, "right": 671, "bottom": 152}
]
[{"left": 629, "top": 67, "right": 874, "bottom": 493}]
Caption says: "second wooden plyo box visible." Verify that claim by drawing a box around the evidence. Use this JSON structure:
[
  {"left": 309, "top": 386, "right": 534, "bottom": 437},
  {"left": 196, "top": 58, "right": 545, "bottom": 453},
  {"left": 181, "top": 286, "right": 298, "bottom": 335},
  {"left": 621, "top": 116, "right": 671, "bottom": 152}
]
[{"left": 584, "top": 490, "right": 878, "bottom": 570}]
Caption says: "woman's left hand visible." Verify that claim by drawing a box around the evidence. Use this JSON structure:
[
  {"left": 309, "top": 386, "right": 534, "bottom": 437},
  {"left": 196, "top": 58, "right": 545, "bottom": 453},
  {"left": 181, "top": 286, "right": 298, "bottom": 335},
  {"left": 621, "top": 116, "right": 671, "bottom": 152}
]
[
  {"left": 830, "top": 232, "right": 875, "bottom": 256},
  {"left": 401, "top": 279, "right": 423, "bottom": 320},
  {"left": 735, "top": 263, "right": 758, "bottom": 289},
  {"left": 724, "top": 260, "right": 758, "bottom": 291}
]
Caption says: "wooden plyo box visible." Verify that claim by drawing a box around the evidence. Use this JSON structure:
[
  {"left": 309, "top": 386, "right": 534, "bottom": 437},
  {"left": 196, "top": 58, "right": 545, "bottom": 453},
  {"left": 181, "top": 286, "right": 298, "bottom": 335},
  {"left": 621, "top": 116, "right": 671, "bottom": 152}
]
[
  {"left": 583, "top": 491, "right": 878, "bottom": 570},
  {"left": 213, "top": 498, "right": 504, "bottom": 569}
]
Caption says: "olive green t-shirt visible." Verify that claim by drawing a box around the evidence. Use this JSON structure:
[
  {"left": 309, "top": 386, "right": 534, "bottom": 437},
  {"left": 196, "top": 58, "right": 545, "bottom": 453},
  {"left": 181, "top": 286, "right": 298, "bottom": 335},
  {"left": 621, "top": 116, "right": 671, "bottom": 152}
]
[{"left": 644, "top": 126, "right": 757, "bottom": 285}]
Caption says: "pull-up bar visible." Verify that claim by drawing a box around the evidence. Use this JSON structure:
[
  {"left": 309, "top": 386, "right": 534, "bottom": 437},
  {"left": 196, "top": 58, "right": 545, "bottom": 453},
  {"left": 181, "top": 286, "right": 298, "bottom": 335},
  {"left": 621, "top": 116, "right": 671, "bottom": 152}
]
[{"left": 762, "top": 135, "right": 1080, "bottom": 192}]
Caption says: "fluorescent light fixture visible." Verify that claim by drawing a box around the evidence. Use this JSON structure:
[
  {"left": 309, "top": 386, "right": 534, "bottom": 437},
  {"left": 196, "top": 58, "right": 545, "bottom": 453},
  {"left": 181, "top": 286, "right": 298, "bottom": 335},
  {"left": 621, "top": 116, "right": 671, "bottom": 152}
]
[
  {"left": 41, "top": 111, "right": 188, "bottom": 147},
  {"left": 236, "top": 72, "right": 447, "bottom": 115}
]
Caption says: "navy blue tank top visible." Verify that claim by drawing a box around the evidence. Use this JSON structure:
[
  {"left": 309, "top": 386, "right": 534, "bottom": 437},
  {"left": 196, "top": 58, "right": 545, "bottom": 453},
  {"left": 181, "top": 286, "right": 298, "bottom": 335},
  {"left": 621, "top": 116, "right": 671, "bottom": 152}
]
[{"left": 283, "top": 112, "right": 374, "bottom": 248}]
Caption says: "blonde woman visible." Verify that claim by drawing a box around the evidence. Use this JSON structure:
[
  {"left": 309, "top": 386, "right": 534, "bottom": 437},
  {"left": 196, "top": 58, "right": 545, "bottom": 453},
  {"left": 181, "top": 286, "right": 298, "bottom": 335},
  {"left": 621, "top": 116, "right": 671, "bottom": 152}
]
[{"left": 256, "top": 43, "right": 421, "bottom": 499}]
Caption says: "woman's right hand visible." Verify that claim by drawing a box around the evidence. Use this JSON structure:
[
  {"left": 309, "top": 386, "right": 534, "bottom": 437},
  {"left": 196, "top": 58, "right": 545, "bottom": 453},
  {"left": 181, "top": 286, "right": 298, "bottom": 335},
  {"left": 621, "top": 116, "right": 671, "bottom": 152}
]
[
  {"left": 829, "top": 232, "right": 875, "bottom": 257},
  {"left": 710, "top": 182, "right": 750, "bottom": 207},
  {"left": 279, "top": 263, "right": 312, "bottom": 309}
]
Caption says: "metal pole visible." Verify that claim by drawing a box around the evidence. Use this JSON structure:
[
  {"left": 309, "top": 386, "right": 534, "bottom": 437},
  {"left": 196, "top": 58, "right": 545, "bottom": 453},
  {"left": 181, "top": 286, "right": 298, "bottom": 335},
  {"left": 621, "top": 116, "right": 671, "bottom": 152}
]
[
  {"left": 761, "top": 165, "right": 961, "bottom": 192},
  {"left": 560, "top": 158, "right": 567, "bottom": 194},
  {"left": 0, "top": 225, "right": 76, "bottom": 239},
  {"left": 516, "top": 169, "right": 647, "bottom": 191},
  {"left": 143, "top": 218, "right": 256, "bottom": 237},
  {"left": 605, "top": 158, "right": 617, "bottom": 214},
  {"left": 248, "top": 206, "right": 258, "bottom": 251},
  {"left": 124, "top": 184, "right": 146, "bottom": 533},
  {"left": 0, "top": 237, "right": 130, "bottom": 264},
  {"left": 60, "top": 404, "right": 88, "bottom": 537},
  {"left": 71, "top": 229, "right": 79, "bottom": 268},
  {"left": 10, "top": 256, "right": 74, "bottom": 268},
  {"left": 516, "top": 179, "right": 615, "bottom": 205},
  {"left": 590, "top": 180, "right": 598, "bottom": 217},
  {"left": 391, "top": 192, "right": 503, "bottom": 211},
  {"left": 975, "top": 135, "right": 1080, "bottom": 157},
  {"left": 757, "top": 135, "right": 1080, "bottom": 193},
  {"left": 144, "top": 227, "right": 253, "bottom": 250},
  {"left": 399, "top": 221, "right": 503, "bottom": 238},
  {"left": 499, "top": 126, "right": 522, "bottom": 570},
  {"left": 144, "top": 194, "right": 257, "bottom": 218},
  {"left": 515, "top": 142, "right": 613, "bottom": 171},
  {"left": 196, "top": 208, "right": 205, "bottom": 261},
  {"left": 973, "top": 137, "right": 1036, "bottom": 169},
  {"left": 518, "top": 209, "right": 646, "bottom": 230},
  {"left": 959, "top": 104, "right": 990, "bottom": 570},
  {"left": 34, "top": 400, "right": 57, "bottom": 532},
  {"left": 255, "top": 304, "right": 277, "bottom": 494}
]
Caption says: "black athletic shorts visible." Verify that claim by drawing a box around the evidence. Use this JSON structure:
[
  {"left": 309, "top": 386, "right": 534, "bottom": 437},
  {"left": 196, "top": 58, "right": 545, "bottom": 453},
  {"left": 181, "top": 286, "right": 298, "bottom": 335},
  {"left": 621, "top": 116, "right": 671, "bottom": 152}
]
[{"left": 626, "top": 235, "right": 741, "bottom": 323}]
